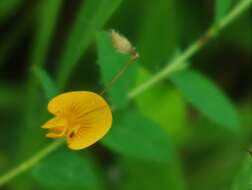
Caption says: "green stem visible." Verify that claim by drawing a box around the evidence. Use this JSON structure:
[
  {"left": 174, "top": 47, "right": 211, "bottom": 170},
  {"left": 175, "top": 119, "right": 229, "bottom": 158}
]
[
  {"left": 0, "top": 9, "right": 33, "bottom": 70},
  {"left": 0, "top": 140, "right": 64, "bottom": 187},
  {"left": 128, "top": 0, "right": 252, "bottom": 99},
  {"left": 0, "top": 0, "right": 251, "bottom": 187}
]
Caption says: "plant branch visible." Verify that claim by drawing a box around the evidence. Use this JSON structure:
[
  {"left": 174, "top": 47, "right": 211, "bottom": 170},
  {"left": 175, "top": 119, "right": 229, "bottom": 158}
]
[
  {"left": 0, "top": 140, "right": 64, "bottom": 187},
  {"left": 128, "top": 0, "right": 252, "bottom": 99}
]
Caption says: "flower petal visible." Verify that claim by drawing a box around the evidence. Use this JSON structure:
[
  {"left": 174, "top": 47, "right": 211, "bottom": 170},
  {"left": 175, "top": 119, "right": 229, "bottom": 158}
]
[
  {"left": 41, "top": 117, "right": 67, "bottom": 129},
  {"left": 46, "top": 130, "right": 65, "bottom": 138},
  {"left": 48, "top": 91, "right": 108, "bottom": 117},
  {"left": 47, "top": 91, "right": 112, "bottom": 149},
  {"left": 67, "top": 110, "right": 112, "bottom": 150}
]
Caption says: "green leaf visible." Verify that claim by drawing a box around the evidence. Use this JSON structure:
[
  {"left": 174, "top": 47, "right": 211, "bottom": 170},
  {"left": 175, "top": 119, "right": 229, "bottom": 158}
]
[
  {"left": 0, "top": 11, "right": 32, "bottom": 70},
  {"left": 57, "top": 0, "right": 123, "bottom": 88},
  {"left": 231, "top": 155, "right": 252, "bottom": 189},
  {"left": 223, "top": 11, "right": 252, "bottom": 52},
  {"left": 137, "top": 0, "right": 180, "bottom": 69},
  {"left": 120, "top": 158, "right": 187, "bottom": 190},
  {"left": 32, "top": 66, "right": 58, "bottom": 100},
  {"left": 102, "top": 110, "right": 171, "bottom": 162},
  {"left": 0, "top": 83, "right": 24, "bottom": 111},
  {"left": 170, "top": 69, "right": 240, "bottom": 130},
  {"left": 135, "top": 67, "right": 187, "bottom": 143},
  {"left": 32, "top": 147, "right": 100, "bottom": 190},
  {"left": 96, "top": 31, "right": 137, "bottom": 109},
  {"left": 215, "top": 0, "right": 233, "bottom": 23},
  {"left": 30, "top": 0, "right": 62, "bottom": 67},
  {"left": 19, "top": 0, "right": 62, "bottom": 156},
  {"left": 0, "top": 0, "right": 22, "bottom": 23},
  {"left": 14, "top": 2, "right": 63, "bottom": 189}
]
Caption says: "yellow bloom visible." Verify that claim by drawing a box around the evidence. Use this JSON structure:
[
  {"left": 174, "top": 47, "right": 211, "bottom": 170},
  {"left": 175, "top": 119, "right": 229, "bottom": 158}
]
[{"left": 42, "top": 91, "right": 112, "bottom": 150}]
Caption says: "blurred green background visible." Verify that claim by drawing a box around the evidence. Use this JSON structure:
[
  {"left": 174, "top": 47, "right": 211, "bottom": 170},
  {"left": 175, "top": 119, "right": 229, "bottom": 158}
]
[{"left": 0, "top": 0, "right": 251, "bottom": 190}]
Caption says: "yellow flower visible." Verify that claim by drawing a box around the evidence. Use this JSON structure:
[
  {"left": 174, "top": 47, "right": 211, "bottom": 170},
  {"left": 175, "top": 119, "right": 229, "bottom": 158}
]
[{"left": 42, "top": 91, "right": 112, "bottom": 150}]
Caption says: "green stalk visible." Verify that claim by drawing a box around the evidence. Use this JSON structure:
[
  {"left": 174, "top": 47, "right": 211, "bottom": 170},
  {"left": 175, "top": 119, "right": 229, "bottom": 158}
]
[
  {"left": 128, "top": 0, "right": 252, "bottom": 99},
  {"left": 0, "top": 140, "right": 64, "bottom": 187}
]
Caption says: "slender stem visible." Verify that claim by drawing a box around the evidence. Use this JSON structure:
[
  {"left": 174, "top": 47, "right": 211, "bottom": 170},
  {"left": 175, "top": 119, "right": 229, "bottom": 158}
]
[
  {"left": 0, "top": 0, "right": 251, "bottom": 187},
  {"left": 100, "top": 58, "right": 134, "bottom": 95},
  {"left": 0, "top": 140, "right": 64, "bottom": 187},
  {"left": 128, "top": 0, "right": 252, "bottom": 99}
]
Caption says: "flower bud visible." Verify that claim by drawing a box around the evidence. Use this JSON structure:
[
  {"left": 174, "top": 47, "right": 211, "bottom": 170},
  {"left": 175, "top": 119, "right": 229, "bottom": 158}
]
[{"left": 111, "top": 30, "right": 139, "bottom": 60}]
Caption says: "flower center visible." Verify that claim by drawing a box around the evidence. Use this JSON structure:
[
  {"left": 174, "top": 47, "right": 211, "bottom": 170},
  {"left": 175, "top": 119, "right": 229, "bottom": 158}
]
[{"left": 66, "top": 124, "right": 81, "bottom": 139}]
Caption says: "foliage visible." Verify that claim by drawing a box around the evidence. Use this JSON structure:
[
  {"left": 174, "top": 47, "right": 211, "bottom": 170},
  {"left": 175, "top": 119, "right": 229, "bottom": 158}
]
[
  {"left": 170, "top": 69, "right": 240, "bottom": 130},
  {"left": 32, "top": 147, "right": 103, "bottom": 190},
  {"left": 0, "top": 0, "right": 251, "bottom": 190}
]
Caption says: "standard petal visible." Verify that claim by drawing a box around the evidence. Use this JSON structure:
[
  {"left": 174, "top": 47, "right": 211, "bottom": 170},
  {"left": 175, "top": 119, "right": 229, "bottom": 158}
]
[
  {"left": 48, "top": 91, "right": 111, "bottom": 124},
  {"left": 67, "top": 120, "right": 111, "bottom": 150},
  {"left": 66, "top": 97, "right": 112, "bottom": 150}
]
